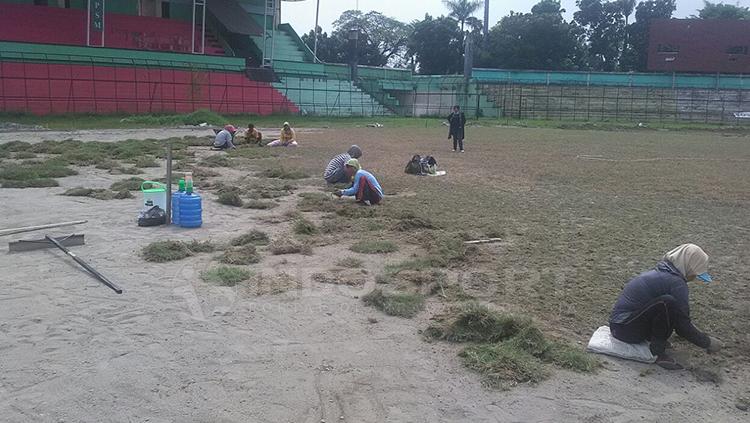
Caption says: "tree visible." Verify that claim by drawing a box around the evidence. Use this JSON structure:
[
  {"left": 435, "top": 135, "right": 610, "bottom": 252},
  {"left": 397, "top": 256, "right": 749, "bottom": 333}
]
[
  {"left": 619, "top": 0, "right": 637, "bottom": 25},
  {"left": 574, "top": 0, "right": 628, "bottom": 71},
  {"left": 301, "top": 27, "right": 338, "bottom": 63},
  {"left": 300, "top": 26, "right": 388, "bottom": 66},
  {"left": 407, "top": 14, "right": 464, "bottom": 74},
  {"left": 443, "top": 0, "right": 482, "bottom": 35},
  {"left": 480, "top": 0, "right": 585, "bottom": 70},
  {"left": 620, "top": 0, "right": 676, "bottom": 71},
  {"left": 333, "top": 10, "right": 412, "bottom": 67},
  {"left": 302, "top": 11, "right": 411, "bottom": 67},
  {"left": 696, "top": 1, "right": 750, "bottom": 19}
]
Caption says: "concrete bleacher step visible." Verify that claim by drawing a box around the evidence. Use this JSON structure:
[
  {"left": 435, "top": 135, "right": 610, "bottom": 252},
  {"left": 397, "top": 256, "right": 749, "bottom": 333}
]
[{"left": 273, "top": 76, "right": 391, "bottom": 116}]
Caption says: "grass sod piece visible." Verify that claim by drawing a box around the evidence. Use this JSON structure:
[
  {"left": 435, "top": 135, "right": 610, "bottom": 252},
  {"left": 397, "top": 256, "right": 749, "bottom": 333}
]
[
  {"left": 269, "top": 238, "right": 312, "bottom": 256},
  {"left": 424, "top": 304, "right": 534, "bottom": 343},
  {"left": 0, "top": 160, "right": 77, "bottom": 181},
  {"left": 459, "top": 343, "right": 550, "bottom": 390},
  {"left": 362, "top": 289, "right": 425, "bottom": 318},
  {"left": 110, "top": 177, "right": 146, "bottom": 191},
  {"left": 336, "top": 257, "right": 364, "bottom": 268},
  {"left": 220, "top": 246, "right": 261, "bottom": 265},
  {"left": 134, "top": 157, "right": 160, "bottom": 168},
  {"left": 200, "top": 266, "right": 252, "bottom": 287},
  {"left": 349, "top": 240, "right": 399, "bottom": 254},
  {"left": 141, "top": 241, "right": 191, "bottom": 263},
  {"left": 112, "top": 190, "right": 134, "bottom": 199},
  {"left": 293, "top": 218, "right": 318, "bottom": 236},
  {"left": 230, "top": 230, "right": 270, "bottom": 247},
  {"left": 187, "top": 240, "right": 216, "bottom": 253},
  {"left": 242, "top": 199, "right": 277, "bottom": 210},
  {"left": 217, "top": 191, "right": 243, "bottom": 207}
]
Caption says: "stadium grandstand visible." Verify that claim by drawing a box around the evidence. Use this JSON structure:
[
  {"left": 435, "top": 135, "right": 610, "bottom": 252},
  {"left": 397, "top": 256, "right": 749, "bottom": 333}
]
[{"left": 0, "top": 1, "right": 747, "bottom": 122}]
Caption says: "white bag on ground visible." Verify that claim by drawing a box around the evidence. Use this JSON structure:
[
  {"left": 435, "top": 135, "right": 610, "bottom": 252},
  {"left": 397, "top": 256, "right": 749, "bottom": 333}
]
[{"left": 586, "top": 326, "right": 656, "bottom": 363}]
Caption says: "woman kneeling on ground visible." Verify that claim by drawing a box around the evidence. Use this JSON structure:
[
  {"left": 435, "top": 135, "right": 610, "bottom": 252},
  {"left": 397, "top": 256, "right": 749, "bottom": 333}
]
[
  {"left": 245, "top": 123, "right": 263, "bottom": 146},
  {"left": 335, "top": 159, "right": 383, "bottom": 206},
  {"left": 267, "top": 122, "right": 297, "bottom": 147},
  {"left": 213, "top": 125, "right": 237, "bottom": 150},
  {"left": 609, "top": 243, "right": 723, "bottom": 370}
]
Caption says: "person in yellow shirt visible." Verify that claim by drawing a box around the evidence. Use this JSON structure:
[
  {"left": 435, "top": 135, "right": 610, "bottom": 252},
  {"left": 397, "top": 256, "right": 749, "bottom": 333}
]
[
  {"left": 267, "top": 122, "right": 298, "bottom": 147},
  {"left": 244, "top": 123, "right": 263, "bottom": 146}
]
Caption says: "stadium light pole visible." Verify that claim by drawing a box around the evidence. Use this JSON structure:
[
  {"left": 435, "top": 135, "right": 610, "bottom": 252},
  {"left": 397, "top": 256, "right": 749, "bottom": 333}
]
[
  {"left": 483, "top": 0, "right": 489, "bottom": 35},
  {"left": 314, "top": 0, "right": 320, "bottom": 62}
]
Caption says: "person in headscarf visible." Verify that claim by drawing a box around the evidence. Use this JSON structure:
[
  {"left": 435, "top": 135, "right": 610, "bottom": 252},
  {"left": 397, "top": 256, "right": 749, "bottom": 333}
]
[
  {"left": 323, "top": 145, "right": 362, "bottom": 184},
  {"left": 334, "top": 159, "right": 383, "bottom": 206},
  {"left": 609, "top": 244, "right": 723, "bottom": 370},
  {"left": 267, "top": 122, "right": 297, "bottom": 147},
  {"left": 213, "top": 125, "right": 237, "bottom": 150}
]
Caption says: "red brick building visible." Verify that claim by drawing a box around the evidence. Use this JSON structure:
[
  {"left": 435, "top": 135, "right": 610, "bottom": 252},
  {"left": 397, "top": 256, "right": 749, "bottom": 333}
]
[{"left": 648, "top": 19, "right": 750, "bottom": 74}]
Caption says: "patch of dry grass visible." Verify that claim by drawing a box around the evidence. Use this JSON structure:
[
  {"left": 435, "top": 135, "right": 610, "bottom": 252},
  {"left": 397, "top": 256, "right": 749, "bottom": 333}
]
[{"left": 362, "top": 289, "right": 424, "bottom": 318}]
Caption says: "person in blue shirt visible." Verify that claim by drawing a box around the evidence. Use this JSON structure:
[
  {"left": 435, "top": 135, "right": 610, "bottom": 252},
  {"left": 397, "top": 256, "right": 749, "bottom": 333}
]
[
  {"left": 335, "top": 159, "right": 383, "bottom": 206},
  {"left": 609, "top": 244, "right": 723, "bottom": 370}
]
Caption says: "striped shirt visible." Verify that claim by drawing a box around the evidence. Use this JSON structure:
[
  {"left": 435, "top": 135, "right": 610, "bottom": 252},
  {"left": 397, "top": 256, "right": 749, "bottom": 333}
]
[{"left": 323, "top": 153, "right": 351, "bottom": 180}]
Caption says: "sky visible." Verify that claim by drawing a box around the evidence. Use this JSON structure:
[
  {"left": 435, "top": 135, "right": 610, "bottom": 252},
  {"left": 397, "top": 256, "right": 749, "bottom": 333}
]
[{"left": 281, "top": 0, "right": 711, "bottom": 35}]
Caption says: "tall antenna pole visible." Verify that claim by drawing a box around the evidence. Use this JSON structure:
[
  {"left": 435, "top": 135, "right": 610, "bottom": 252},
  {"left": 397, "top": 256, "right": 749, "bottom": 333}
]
[{"left": 483, "top": 0, "right": 489, "bottom": 35}]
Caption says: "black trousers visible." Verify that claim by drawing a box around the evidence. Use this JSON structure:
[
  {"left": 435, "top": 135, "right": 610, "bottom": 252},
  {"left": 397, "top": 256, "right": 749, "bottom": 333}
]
[
  {"left": 355, "top": 175, "right": 382, "bottom": 204},
  {"left": 610, "top": 295, "right": 709, "bottom": 356},
  {"left": 451, "top": 132, "right": 464, "bottom": 150}
]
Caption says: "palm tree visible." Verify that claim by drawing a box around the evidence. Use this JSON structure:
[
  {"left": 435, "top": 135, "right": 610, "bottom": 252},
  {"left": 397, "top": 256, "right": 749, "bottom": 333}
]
[
  {"left": 443, "top": 0, "right": 482, "bottom": 35},
  {"left": 620, "top": 0, "right": 636, "bottom": 26}
]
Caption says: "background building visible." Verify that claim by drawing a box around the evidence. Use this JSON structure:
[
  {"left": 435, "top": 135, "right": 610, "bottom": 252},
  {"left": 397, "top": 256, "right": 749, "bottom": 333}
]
[{"left": 648, "top": 19, "right": 750, "bottom": 74}]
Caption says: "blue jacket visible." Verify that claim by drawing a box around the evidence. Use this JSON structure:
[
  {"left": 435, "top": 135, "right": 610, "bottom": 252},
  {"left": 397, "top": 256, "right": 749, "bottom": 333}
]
[
  {"left": 342, "top": 169, "right": 383, "bottom": 198},
  {"left": 609, "top": 261, "right": 691, "bottom": 324}
]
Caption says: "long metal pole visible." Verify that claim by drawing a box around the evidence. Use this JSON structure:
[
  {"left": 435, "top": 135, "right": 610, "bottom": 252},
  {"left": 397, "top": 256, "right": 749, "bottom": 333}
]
[
  {"left": 201, "top": 0, "right": 206, "bottom": 54},
  {"left": 45, "top": 235, "right": 123, "bottom": 294},
  {"left": 484, "top": 0, "right": 490, "bottom": 36},
  {"left": 191, "top": 0, "right": 196, "bottom": 53},
  {"left": 101, "top": 0, "right": 105, "bottom": 47},
  {"left": 0, "top": 220, "right": 88, "bottom": 237},
  {"left": 313, "top": 0, "right": 320, "bottom": 63},
  {"left": 165, "top": 140, "right": 173, "bottom": 225}
]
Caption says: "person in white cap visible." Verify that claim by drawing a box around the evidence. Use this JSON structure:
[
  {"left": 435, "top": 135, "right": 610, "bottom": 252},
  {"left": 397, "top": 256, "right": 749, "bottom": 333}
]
[
  {"left": 609, "top": 244, "right": 723, "bottom": 370},
  {"left": 267, "top": 122, "right": 298, "bottom": 147},
  {"left": 213, "top": 125, "right": 237, "bottom": 150}
]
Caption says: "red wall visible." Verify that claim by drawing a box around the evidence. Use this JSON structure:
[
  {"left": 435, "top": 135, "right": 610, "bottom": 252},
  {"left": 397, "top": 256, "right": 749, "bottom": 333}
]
[
  {"left": 648, "top": 19, "right": 750, "bottom": 74},
  {"left": 0, "top": 61, "right": 299, "bottom": 115},
  {"left": 0, "top": 3, "right": 219, "bottom": 55}
]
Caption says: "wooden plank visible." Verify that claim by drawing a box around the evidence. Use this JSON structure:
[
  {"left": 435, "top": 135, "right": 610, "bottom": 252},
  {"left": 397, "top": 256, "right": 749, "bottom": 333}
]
[{"left": 9, "top": 234, "right": 85, "bottom": 253}]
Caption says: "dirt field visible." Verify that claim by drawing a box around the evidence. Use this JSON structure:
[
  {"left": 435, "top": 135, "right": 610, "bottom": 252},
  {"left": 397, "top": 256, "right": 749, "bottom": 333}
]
[{"left": 1, "top": 122, "right": 749, "bottom": 422}]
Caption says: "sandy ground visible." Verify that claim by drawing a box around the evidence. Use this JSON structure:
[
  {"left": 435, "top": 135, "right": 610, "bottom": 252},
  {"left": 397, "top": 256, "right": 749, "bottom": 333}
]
[{"left": 0, "top": 129, "right": 748, "bottom": 422}]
